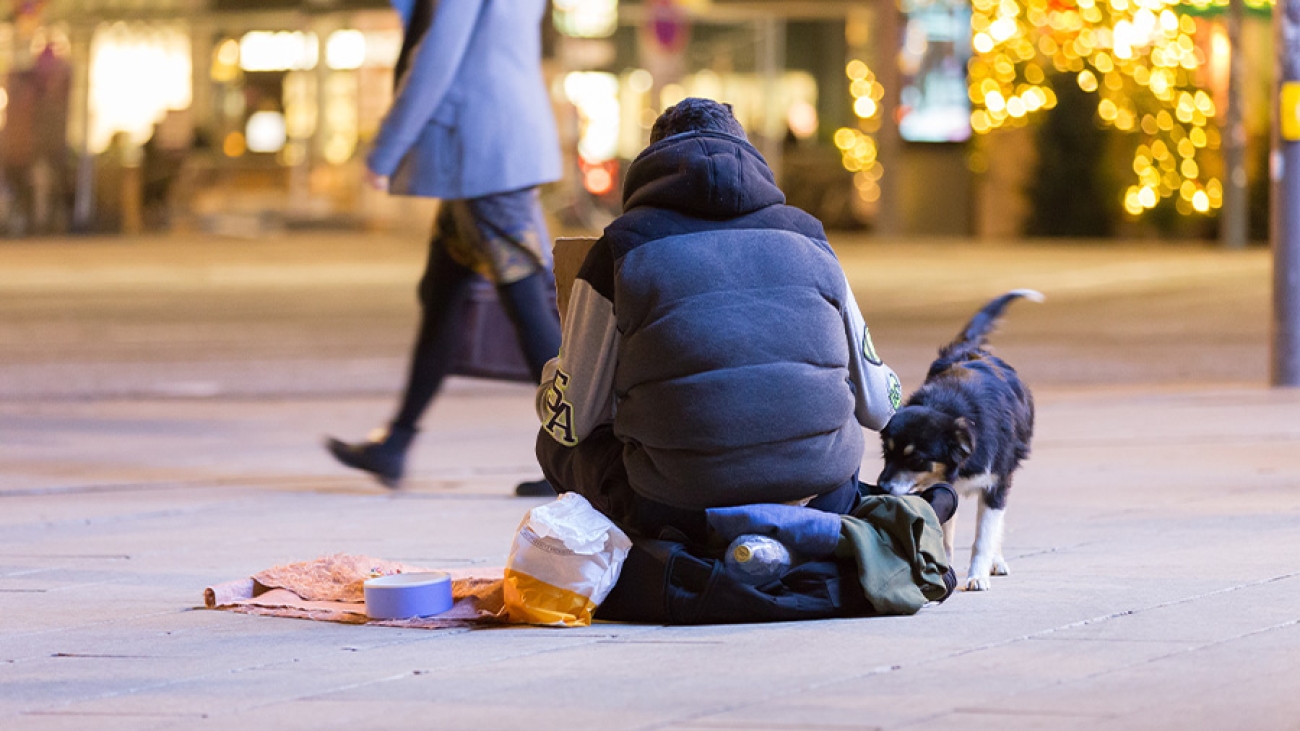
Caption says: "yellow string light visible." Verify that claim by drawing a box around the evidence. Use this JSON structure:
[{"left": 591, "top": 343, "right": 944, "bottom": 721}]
[
  {"left": 839, "top": 58, "right": 885, "bottom": 205},
  {"left": 968, "top": 0, "right": 1261, "bottom": 217}
]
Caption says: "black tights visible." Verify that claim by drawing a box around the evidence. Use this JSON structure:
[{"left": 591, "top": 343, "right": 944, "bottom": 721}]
[{"left": 391, "top": 243, "right": 561, "bottom": 431}]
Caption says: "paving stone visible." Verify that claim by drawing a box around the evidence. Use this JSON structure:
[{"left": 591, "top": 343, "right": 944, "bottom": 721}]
[{"left": 3, "top": 234, "right": 1299, "bottom": 729}]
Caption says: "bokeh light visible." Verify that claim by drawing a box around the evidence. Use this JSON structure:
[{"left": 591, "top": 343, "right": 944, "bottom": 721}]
[
  {"left": 965, "top": 0, "right": 1263, "bottom": 217},
  {"left": 838, "top": 57, "right": 885, "bottom": 207}
]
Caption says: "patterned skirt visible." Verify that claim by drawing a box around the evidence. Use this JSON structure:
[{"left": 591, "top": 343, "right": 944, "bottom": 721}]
[{"left": 437, "top": 186, "right": 551, "bottom": 285}]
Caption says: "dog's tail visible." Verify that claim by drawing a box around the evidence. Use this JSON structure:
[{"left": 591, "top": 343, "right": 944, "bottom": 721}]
[{"left": 939, "top": 289, "right": 1044, "bottom": 360}]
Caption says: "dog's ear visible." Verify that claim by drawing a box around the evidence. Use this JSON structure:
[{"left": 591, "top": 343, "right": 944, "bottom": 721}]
[{"left": 950, "top": 417, "right": 975, "bottom": 461}]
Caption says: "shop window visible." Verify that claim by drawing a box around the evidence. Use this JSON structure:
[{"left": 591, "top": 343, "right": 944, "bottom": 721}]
[{"left": 87, "top": 22, "right": 191, "bottom": 153}]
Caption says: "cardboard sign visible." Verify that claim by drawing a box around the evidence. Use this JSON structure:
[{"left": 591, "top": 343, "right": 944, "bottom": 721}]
[{"left": 552, "top": 237, "right": 598, "bottom": 324}]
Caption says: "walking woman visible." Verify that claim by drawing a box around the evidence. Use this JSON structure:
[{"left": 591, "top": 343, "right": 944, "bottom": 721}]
[{"left": 326, "top": 0, "right": 563, "bottom": 491}]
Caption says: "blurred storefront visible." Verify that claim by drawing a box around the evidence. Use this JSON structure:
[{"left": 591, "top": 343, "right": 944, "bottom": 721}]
[
  {"left": 0, "top": 0, "right": 1274, "bottom": 239},
  {"left": 551, "top": 0, "right": 888, "bottom": 230},
  {"left": 0, "top": 0, "right": 419, "bottom": 235},
  {"left": 191, "top": 0, "right": 414, "bottom": 234},
  {"left": 1, "top": 0, "right": 894, "bottom": 236}
]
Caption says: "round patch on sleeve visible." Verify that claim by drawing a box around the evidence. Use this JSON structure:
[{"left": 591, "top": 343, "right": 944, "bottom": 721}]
[
  {"left": 887, "top": 372, "right": 903, "bottom": 409},
  {"left": 862, "top": 328, "right": 882, "bottom": 366}
]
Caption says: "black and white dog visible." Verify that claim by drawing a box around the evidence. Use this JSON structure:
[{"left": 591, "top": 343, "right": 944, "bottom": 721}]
[{"left": 877, "top": 290, "right": 1041, "bottom": 591}]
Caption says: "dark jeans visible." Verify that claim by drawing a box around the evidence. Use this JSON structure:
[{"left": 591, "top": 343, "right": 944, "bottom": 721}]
[{"left": 536, "top": 425, "right": 860, "bottom": 545}]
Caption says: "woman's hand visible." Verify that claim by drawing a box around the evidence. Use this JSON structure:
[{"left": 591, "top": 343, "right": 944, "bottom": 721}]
[{"left": 365, "top": 169, "right": 389, "bottom": 191}]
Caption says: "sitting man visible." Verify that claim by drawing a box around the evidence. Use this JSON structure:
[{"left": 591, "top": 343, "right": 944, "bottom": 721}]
[{"left": 534, "top": 97, "right": 933, "bottom": 543}]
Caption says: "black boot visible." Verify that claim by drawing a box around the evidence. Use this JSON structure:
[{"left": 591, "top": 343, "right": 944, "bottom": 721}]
[
  {"left": 918, "top": 483, "right": 959, "bottom": 524},
  {"left": 514, "top": 478, "right": 557, "bottom": 497},
  {"left": 325, "top": 425, "right": 417, "bottom": 489},
  {"left": 937, "top": 566, "right": 958, "bottom": 603}
]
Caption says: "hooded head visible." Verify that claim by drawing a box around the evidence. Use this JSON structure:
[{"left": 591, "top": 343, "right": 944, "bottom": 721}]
[
  {"left": 649, "top": 98, "right": 748, "bottom": 143},
  {"left": 623, "top": 98, "right": 781, "bottom": 217}
]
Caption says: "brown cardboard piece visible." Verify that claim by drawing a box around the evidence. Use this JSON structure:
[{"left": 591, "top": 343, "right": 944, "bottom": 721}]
[
  {"left": 203, "top": 553, "right": 507, "bottom": 628},
  {"left": 552, "top": 237, "right": 598, "bottom": 323}
]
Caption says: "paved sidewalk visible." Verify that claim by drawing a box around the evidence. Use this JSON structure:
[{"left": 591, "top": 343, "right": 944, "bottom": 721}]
[{"left": 2, "top": 233, "right": 1298, "bottom": 730}]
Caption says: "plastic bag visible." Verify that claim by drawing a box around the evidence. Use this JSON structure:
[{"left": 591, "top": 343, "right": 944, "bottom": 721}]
[{"left": 503, "top": 492, "right": 632, "bottom": 627}]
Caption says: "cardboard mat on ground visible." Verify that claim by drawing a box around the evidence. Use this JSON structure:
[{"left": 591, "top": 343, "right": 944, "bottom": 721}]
[{"left": 204, "top": 554, "right": 507, "bottom": 629}]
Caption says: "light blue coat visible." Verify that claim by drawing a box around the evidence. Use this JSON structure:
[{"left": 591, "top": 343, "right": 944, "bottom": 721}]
[{"left": 369, "top": 0, "right": 562, "bottom": 200}]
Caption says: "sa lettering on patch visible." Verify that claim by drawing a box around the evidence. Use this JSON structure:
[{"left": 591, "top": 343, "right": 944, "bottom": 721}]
[{"left": 543, "top": 369, "right": 577, "bottom": 446}]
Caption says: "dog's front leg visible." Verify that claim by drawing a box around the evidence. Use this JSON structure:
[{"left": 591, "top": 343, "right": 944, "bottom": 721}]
[
  {"left": 942, "top": 511, "right": 957, "bottom": 566},
  {"left": 965, "top": 498, "right": 1006, "bottom": 591}
]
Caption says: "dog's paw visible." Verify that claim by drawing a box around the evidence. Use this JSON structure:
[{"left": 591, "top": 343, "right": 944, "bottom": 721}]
[
  {"left": 964, "top": 575, "right": 992, "bottom": 591},
  {"left": 991, "top": 558, "right": 1010, "bottom": 576}
]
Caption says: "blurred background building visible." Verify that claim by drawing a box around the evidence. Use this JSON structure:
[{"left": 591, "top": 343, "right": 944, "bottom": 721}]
[{"left": 0, "top": 0, "right": 1279, "bottom": 240}]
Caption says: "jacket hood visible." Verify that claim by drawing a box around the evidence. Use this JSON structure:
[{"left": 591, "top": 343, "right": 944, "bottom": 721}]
[{"left": 621, "top": 131, "right": 785, "bottom": 218}]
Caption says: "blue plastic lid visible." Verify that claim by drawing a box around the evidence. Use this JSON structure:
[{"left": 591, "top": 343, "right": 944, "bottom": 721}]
[{"left": 363, "top": 571, "right": 454, "bottom": 619}]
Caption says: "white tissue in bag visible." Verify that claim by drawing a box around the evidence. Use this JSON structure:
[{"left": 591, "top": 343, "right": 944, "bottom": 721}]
[{"left": 504, "top": 492, "right": 632, "bottom": 626}]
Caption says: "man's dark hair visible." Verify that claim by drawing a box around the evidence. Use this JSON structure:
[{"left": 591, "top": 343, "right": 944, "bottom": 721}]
[{"left": 650, "top": 97, "right": 747, "bottom": 143}]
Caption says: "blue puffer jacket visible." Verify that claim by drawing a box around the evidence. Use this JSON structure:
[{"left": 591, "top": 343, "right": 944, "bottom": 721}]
[
  {"left": 612, "top": 131, "right": 864, "bottom": 507},
  {"left": 537, "top": 130, "right": 900, "bottom": 510}
]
